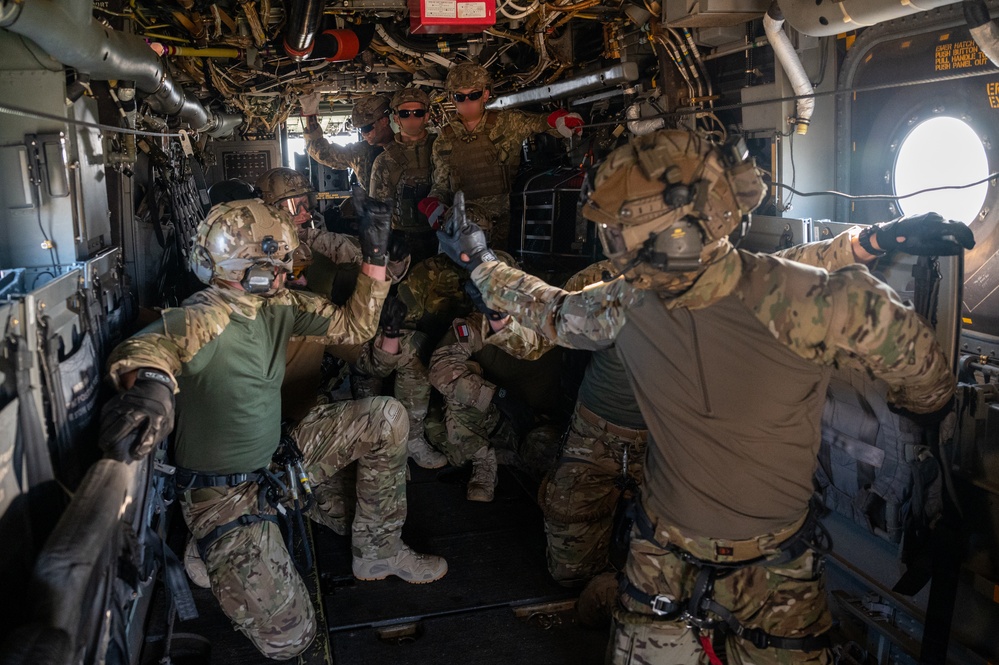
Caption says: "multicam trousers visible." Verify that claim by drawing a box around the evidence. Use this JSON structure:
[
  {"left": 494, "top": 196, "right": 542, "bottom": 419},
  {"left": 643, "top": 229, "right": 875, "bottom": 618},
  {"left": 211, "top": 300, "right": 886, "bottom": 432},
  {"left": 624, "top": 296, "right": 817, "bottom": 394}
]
[
  {"left": 541, "top": 403, "right": 647, "bottom": 585},
  {"left": 608, "top": 509, "right": 833, "bottom": 665},
  {"left": 180, "top": 396, "right": 409, "bottom": 660}
]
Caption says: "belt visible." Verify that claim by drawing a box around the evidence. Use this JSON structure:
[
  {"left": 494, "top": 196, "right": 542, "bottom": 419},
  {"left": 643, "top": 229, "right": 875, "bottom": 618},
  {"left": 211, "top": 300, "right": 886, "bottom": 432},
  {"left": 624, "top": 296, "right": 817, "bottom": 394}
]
[{"left": 577, "top": 403, "right": 648, "bottom": 441}]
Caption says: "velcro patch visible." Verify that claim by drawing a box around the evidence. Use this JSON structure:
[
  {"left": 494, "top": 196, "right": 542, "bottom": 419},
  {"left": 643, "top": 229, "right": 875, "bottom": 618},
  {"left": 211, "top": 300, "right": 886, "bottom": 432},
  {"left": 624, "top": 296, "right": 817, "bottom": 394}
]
[{"left": 455, "top": 321, "right": 470, "bottom": 342}]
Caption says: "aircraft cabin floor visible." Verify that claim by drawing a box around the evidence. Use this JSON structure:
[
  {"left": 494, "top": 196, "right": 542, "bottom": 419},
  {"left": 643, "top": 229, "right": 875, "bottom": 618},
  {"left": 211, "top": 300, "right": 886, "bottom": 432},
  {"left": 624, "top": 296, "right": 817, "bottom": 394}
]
[{"left": 141, "top": 462, "right": 610, "bottom": 665}]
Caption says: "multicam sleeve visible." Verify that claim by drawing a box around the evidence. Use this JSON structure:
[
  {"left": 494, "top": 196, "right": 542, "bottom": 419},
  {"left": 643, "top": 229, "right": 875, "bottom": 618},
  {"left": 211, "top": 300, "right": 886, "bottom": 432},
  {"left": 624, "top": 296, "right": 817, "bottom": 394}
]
[
  {"left": 288, "top": 273, "right": 390, "bottom": 345},
  {"left": 501, "top": 110, "right": 558, "bottom": 142},
  {"left": 303, "top": 229, "right": 362, "bottom": 264},
  {"left": 823, "top": 268, "right": 954, "bottom": 412},
  {"left": 305, "top": 126, "right": 358, "bottom": 170},
  {"left": 773, "top": 229, "right": 859, "bottom": 271},
  {"left": 471, "top": 261, "right": 631, "bottom": 351},
  {"left": 106, "top": 299, "right": 232, "bottom": 391},
  {"left": 429, "top": 315, "right": 495, "bottom": 412},
  {"left": 485, "top": 316, "right": 556, "bottom": 360},
  {"left": 369, "top": 151, "right": 396, "bottom": 203}
]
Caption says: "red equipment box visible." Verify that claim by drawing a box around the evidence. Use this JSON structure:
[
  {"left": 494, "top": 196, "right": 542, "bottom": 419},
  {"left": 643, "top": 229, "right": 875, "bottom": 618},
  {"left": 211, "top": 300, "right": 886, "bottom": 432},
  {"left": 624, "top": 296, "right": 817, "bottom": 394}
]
[{"left": 409, "top": 0, "right": 496, "bottom": 34}]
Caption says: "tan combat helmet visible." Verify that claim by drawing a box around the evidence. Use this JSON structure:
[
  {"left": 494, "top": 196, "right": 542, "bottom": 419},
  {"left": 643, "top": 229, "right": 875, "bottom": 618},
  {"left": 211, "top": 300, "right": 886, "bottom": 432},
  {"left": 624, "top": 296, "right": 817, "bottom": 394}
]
[
  {"left": 445, "top": 63, "right": 491, "bottom": 92},
  {"left": 582, "top": 129, "right": 766, "bottom": 276},
  {"left": 351, "top": 94, "right": 391, "bottom": 128},
  {"left": 392, "top": 87, "right": 431, "bottom": 109},
  {"left": 190, "top": 199, "right": 299, "bottom": 290},
  {"left": 256, "top": 167, "right": 314, "bottom": 206}
]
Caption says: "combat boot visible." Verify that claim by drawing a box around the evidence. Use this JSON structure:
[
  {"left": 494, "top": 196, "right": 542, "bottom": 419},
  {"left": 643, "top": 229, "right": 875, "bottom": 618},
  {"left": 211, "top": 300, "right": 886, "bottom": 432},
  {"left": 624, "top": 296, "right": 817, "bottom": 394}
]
[
  {"left": 467, "top": 446, "right": 498, "bottom": 502},
  {"left": 408, "top": 433, "right": 447, "bottom": 469},
  {"left": 353, "top": 546, "right": 448, "bottom": 584},
  {"left": 183, "top": 536, "right": 211, "bottom": 589}
]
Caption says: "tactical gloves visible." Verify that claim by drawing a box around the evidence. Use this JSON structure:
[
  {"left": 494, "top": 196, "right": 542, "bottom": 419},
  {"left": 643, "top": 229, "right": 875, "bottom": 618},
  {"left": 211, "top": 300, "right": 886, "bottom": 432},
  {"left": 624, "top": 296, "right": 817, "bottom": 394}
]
[
  {"left": 99, "top": 368, "right": 176, "bottom": 462},
  {"left": 437, "top": 212, "right": 497, "bottom": 272},
  {"left": 299, "top": 92, "right": 321, "bottom": 117},
  {"left": 868, "top": 212, "right": 976, "bottom": 256},
  {"left": 491, "top": 387, "right": 533, "bottom": 436},
  {"left": 388, "top": 230, "right": 412, "bottom": 264},
  {"left": 547, "top": 109, "right": 584, "bottom": 138},
  {"left": 464, "top": 280, "right": 504, "bottom": 321},
  {"left": 379, "top": 296, "right": 409, "bottom": 338},
  {"left": 418, "top": 197, "right": 447, "bottom": 230},
  {"left": 353, "top": 185, "right": 392, "bottom": 266}
]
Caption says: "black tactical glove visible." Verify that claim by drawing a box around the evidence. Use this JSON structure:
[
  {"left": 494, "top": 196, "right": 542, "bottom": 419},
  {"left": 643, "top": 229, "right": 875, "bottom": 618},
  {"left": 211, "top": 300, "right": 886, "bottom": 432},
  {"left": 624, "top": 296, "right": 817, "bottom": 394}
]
[
  {"left": 353, "top": 185, "right": 392, "bottom": 266},
  {"left": 491, "top": 387, "right": 533, "bottom": 437},
  {"left": 99, "top": 368, "right": 176, "bottom": 462},
  {"left": 869, "top": 212, "right": 976, "bottom": 256},
  {"left": 464, "top": 280, "right": 504, "bottom": 321},
  {"left": 379, "top": 296, "right": 409, "bottom": 338},
  {"left": 388, "top": 230, "right": 411, "bottom": 263},
  {"left": 436, "top": 190, "right": 497, "bottom": 271}
]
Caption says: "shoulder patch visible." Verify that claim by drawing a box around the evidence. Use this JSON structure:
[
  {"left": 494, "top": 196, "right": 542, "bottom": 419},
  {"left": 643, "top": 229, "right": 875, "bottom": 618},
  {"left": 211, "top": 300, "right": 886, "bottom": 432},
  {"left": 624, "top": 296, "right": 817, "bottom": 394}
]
[
  {"left": 162, "top": 307, "right": 188, "bottom": 338},
  {"left": 454, "top": 319, "right": 471, "bottom": 342}
]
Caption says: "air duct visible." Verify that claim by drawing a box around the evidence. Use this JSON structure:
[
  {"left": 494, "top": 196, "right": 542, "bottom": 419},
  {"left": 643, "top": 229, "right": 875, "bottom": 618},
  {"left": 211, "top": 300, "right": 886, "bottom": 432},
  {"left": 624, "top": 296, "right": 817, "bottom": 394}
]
[
  {"left": 779, "top": 0, "right": 960, "bottom": 38},
  {"left": 964, "top": 0, "right": 999, "bottom": 67},
  {"left": 764, "top": 2, "right": 813, "bottom": 135},
  {"left": 283, "top": 0, "right": 326, "bottom": 60},
  {"left": 625, "top": 102, "right": 665, "bottom": 137},
  {"left": 0, "top": 0, "right": 242, "bottom": 137}
]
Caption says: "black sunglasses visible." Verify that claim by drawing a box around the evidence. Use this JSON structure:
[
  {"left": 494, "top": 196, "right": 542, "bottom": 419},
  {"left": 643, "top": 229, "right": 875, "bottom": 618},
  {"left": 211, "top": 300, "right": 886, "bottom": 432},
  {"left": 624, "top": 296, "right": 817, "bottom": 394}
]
[
  {"left": 359, "top": 122, "right": 377, "bottom": 134},
  {"left": 396, "top": 109, "right": 427, "bottom": 119},
  {"left": 452, "top": 90, "right": 484, "bottom": 103}
]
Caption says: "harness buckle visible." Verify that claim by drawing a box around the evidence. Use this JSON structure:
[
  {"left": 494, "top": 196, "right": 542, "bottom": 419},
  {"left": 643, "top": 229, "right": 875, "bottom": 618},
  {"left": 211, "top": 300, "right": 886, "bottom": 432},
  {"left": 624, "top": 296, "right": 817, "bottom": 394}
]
[
  {"left": 650, "top": 594, "right": 678, "bottom": 616},
  {"left": 739, "top": 626, "right": 769, "bottom": 649},
  {"left": 681, "top": 611, "right": 716, "bottom": 630}
]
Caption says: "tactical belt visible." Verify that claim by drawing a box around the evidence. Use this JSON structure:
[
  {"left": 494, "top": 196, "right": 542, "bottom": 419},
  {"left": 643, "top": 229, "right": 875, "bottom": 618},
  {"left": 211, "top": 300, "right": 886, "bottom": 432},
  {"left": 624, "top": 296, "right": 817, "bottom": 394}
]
[
  {"left": 577, "top": 404, "right": 648, "bottom": 441},
  {"left": 620, "top": 499, "right": 831, "bottom": 656}
]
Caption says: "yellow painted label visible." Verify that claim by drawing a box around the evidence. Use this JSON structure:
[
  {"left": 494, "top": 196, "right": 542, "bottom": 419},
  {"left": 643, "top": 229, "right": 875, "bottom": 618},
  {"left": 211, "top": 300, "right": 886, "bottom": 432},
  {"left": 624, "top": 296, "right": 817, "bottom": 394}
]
[
  {"left": 988, "top": 82, "right": 999, "bottom": 109},
  {"left": 963, "top": 317, "right": 974, "bottom": 325},
  {"left": 936, "top": 40, "right": 991, "bottom": 72}
]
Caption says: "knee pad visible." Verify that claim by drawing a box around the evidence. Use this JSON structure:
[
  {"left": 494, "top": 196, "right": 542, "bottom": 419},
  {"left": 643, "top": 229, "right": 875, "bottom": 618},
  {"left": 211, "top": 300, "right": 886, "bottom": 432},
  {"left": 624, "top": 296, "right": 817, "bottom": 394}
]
[{"left": 376, "top": 396, "right": 409, "bottom": 442}]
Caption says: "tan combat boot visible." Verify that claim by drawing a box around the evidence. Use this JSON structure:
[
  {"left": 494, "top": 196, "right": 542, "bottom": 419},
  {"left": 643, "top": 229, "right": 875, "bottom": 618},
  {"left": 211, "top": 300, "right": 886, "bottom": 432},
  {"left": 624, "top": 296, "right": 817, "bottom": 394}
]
[
  {"left": 407, "top": 433, "right": 448, "bottom": 469},
  {"left": 467, "top": 446, "right": 498, "bottom": 502},
  {"left": 353, "top": 546, "right": 448, "bottom": 584},
  {"left": 183, "top": 536, "right": 211, "bottom": 589}
]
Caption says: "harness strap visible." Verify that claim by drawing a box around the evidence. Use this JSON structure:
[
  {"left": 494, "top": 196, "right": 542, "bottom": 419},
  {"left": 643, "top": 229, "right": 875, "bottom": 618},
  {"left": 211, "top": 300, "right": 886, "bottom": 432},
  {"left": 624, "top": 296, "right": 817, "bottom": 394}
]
[
  {"left": 702, "top": 598, "right": 830, "bottom": 652},
  {"left": 173, "top": 466, "right": 264, "bottom": 491},
  {"left": 196, "top": 513, "right": 281, "bottom": 561}
]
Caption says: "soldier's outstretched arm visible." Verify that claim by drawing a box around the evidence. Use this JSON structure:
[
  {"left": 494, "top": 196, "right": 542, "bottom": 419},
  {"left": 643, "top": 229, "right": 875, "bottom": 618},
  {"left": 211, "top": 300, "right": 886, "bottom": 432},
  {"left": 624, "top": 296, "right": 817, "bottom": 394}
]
[
  {"left": 471, "top": 261, "right": 633, "bottom": 351},
  {"left": 289, "top": 273, "right": 390, "bottom": 345},
  {"left": 302, "top": 228, "right": 362, "bottom": 265},
  {"left": 304, "top": 117, "right": 363, "bottom": 170},
  {"left": 824, "top": 268, "right": 955, "bottom": 413}
]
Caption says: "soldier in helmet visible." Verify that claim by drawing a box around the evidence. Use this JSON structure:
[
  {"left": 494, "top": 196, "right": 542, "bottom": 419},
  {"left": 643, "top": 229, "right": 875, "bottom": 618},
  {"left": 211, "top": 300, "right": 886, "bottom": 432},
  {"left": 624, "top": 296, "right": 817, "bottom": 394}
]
[
  {"left": 419, "top": 63, "right": 584, "bottom": 251},
  {"left": 255, "top": 170, "right": 446, "bottom": 469},
  {"left": 302, "top": 93, "right": 393, "bottom": 191},
  {"left": 369, "top": 87, "right": 439, "bottom": 264},
  {"left": 98, "top": 199, "right": 447, "bottom": 660},
  {"left": 437, "top": 129, "right": 968, "bottom": 664}
]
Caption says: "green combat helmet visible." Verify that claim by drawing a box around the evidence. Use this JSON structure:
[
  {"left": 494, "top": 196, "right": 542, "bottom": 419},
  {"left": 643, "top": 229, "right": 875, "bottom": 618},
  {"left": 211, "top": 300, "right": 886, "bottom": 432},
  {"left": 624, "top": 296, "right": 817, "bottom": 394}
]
[
  {"left": 445, "top": 63, "right": 491, "bottom": 92},
  {"left": 392, "top": 87, "right": 431, "bottom": 109},
  {"left": 351, "top": 94, "right": 391, "bottom": 128},
  {"left": 190, "top": 199, "right": 299, "bottom": 293}
]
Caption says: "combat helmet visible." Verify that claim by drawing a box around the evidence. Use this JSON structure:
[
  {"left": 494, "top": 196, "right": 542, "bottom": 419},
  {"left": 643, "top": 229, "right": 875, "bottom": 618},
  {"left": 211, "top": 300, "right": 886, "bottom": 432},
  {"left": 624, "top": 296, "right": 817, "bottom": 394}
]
[
  {"left": 190, "top": 199, "right": 299, "bottom": 293},
  {"left": 256, "top": 167, "right": 315, "bottom": 206},
  {"left": 392, "top": 87, "right": 431, "bottom": 109},
  {"left": 445, "top": 63, "right": 491, "bottom": 92},
  {"left": 581, "top": 129, "right": 766, "bottom": 277},
  {"left": 352, "top": 94, "right": 391, "bottom": 128}
]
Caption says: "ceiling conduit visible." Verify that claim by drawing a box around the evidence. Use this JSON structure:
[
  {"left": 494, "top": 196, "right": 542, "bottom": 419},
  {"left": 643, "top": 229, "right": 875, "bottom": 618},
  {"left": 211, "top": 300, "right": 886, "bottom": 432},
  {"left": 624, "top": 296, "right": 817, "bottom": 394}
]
[{"left": 0, "top": 0, "right": 242, "bottom": 137}]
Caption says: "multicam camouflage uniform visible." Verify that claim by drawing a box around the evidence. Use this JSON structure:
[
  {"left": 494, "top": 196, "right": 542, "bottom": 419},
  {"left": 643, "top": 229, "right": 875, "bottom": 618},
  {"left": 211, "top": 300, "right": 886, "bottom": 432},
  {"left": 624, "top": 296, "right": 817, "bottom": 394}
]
[
  {"left": 370, "top": 132, "right": 438, "bottom": 263},
  {"left": 428, "top": 311, "right": 559, "bottom": 466},
  {"left": 470, "top": 242, "right": 954, "bottom": 664},
  {"left": 107, "top": 275, "right": 397, "bottom": 660},
  {"left": 429, "top": 110, "right": 563, "bottom": 251},
  {"left": 304, "top": 128, "right": 382, "bottom": 192},
  {"left": 542, "top": 232, "right": 872, "bottom": 586}
]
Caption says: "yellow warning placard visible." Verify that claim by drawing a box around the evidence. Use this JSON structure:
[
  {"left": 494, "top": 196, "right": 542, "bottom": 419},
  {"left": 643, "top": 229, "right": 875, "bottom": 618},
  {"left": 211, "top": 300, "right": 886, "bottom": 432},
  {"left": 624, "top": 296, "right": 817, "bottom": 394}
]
[{"left": 935, "top": 40, "right": 991, "bottom": 71}]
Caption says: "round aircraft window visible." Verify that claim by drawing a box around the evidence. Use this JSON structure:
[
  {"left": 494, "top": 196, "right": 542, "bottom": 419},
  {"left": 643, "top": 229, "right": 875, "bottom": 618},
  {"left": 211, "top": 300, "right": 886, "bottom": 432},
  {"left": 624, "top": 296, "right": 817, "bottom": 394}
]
[{"left": 894, "top": 116, "right": 988, "bottom": 224}]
